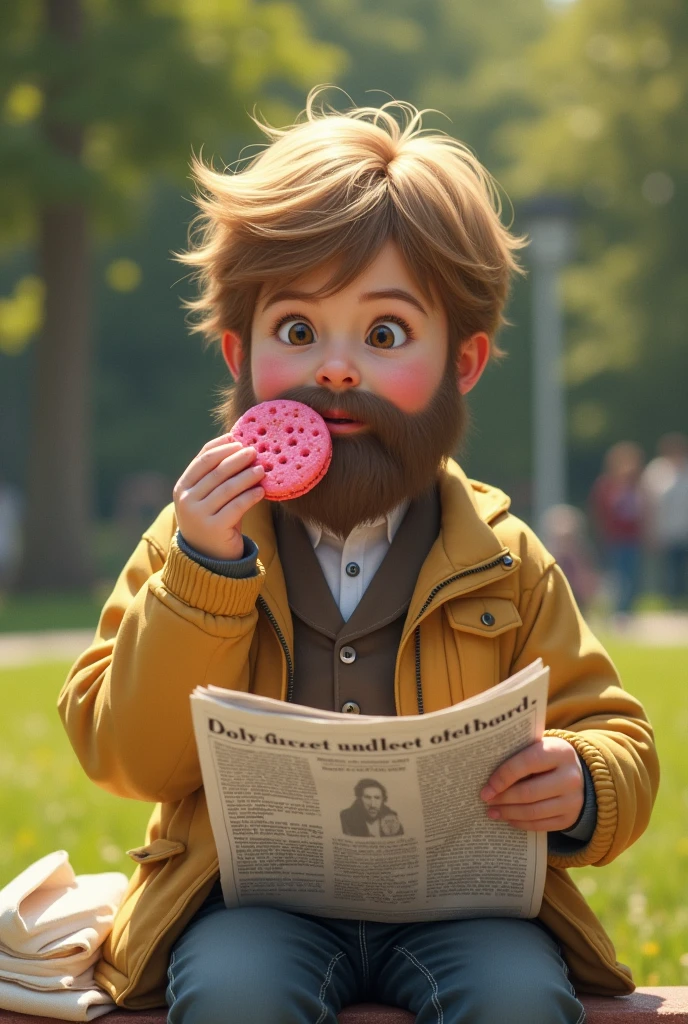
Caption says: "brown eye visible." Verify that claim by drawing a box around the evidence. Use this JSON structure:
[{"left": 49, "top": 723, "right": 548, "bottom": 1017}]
[
  {"left": 366, "top": 321, "right": 406, "bottom": 349},
  {"left": 277, "top": 320, "right": 315, "bottom": 346}
]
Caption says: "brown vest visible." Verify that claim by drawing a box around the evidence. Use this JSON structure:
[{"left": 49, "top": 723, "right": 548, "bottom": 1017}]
[{"left": 274, "top": 488, "right": 441, "bottom": 715}]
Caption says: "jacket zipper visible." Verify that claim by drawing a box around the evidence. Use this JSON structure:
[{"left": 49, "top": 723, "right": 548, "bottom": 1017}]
[
  {"left": 259, "top": 553, "right": 513, "bottom": 710},
  {"left": 412, "top": 554, "right": 513, "bottom": 714},
  {"left": 257, "top": 595, "right": 295, "bottom": 702}
]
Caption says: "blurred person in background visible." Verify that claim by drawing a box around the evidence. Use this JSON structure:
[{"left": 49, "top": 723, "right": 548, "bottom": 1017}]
[
  {"left": 541, "top": 504, "right": 599, "bottom": 616},
  {"left": 589, "top": 442, "right": 645, "bottom": 618},
  {"left": 640, "top": 433, "right": 688, "bottom": 605}
]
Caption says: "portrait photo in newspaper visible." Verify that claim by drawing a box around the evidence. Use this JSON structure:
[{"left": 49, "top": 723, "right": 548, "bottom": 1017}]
[{"left": 340, "top": 778, "right": 404, "bottom": 837}]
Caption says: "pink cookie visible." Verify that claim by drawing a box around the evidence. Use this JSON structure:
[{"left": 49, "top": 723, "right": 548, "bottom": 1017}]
[{"left": 230, "top": 400, "right": 332, "bottom": 500}]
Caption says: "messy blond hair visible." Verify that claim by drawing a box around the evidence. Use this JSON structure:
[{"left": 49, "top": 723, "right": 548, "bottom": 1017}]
[{"left": 177, "top": 88, "right": 526, "bottom": 357}]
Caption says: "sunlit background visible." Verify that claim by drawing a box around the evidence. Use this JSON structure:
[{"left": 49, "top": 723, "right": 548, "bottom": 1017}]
[
  {"left": 2, "top": 0, "right": 686, "bottom": 591},
  {"left": 0, "top": 0, "right": 687, "bottom": 990}
]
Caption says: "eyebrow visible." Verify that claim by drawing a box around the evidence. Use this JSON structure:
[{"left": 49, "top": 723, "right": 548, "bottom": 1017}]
[{"left": 260, "top": 287, "right": 429, "bottom": 317}]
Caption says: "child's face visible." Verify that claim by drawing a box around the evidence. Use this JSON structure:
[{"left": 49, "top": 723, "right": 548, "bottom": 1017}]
[
  {"left": 247, "top": 241, "right": 449, "bottom": 427},
  {"left": 221, "top": 241, "right": 488, "bottom": 536}
]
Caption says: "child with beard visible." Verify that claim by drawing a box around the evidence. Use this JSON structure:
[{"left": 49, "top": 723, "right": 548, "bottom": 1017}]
[{"left": 60, "top": 90, "right": 657, "bottom": 1024}]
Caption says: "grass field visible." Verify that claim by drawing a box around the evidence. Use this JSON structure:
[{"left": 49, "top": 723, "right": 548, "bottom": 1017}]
[
  {"left": 0, "top": 592, "right": 103, "bottom": 633},
  {"left": 1, "top": 639, "right": 686, "bottom": 985}
]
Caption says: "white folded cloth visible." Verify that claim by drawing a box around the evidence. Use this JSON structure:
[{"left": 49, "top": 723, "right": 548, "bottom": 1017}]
[
  {"left": 0, "top": 850, "right": 128, "bottom": 1021},
  {"left": 0, "top": 979, "right": 114, "bottom": 1020}
]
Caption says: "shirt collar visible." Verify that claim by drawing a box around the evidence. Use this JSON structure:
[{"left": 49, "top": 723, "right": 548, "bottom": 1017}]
[{"left": 303, "top": 499, "right": 410, "bottom": 549}]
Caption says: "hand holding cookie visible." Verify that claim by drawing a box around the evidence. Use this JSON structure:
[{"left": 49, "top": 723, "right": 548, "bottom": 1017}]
[
  {"left": 173, "top": 436, "right": 266, "bottom": 561},
  {"left": 174, "top": 401, "right": 332, "bottom": 562}
]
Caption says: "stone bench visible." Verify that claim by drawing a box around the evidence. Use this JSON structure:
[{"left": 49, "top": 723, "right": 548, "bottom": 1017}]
[{"left": 1, "top": 990, "right": 688, "bottom": 1023}]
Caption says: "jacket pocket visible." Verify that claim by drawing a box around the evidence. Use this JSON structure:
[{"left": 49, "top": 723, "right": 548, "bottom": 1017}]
[
  {"left": 443, "top": 598, "right": 522, "bottom": 701},
  {"left": 126, "top": 838, "right": 186, "bottom": 864},
  {"left": 445, "top": 596, "right": 522, "bottom": 637}
]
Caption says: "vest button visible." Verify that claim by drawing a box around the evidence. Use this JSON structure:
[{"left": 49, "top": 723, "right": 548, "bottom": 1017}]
[
  {"left": 480, "top": 612, "right": 496, "bottom": 627},
  {"left": 341, "top": 700, "right": 361, "bottom": 714},
  {"left": 340, "top": 645, "right": 357, "bottom": 664},
  {"left": 345, "top": 561, "right": 360, "bottom": 577}
]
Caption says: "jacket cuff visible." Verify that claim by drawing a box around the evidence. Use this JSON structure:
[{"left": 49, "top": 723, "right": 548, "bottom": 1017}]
[
  {"left": 160, "top": 535, "right": 265, "bottom": 616},
  {"left": 544, "top": 728, "right": 617, "bottom": 868},
  {"left": 548, "top": 757, "right": 597, "bottom": 856},
  {"left": 562, "top": 756, "right": 597, "bottom": 840},
  {"left": 176, "top": 530, "right": 259, "bottom": 578}
]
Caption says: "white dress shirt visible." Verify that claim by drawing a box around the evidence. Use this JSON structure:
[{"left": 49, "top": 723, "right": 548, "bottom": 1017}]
[{"left": 303, "top": 500, "right": 410, "bottom": 622}]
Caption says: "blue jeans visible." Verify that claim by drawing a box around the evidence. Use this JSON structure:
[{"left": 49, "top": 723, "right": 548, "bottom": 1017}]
[
  {"left": 607, "top": 541, "right": 642, "bottom": 613},
  {"left": 166, "top": 885, "right": 585, "bottom": 1023}
]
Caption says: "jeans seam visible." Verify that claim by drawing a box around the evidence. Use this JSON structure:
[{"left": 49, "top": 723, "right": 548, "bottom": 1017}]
[
  {"left": 315, "top": 950, "right": 346, "bottom": 1024},
  {"left": 393, "top": 943, "right": 443, "bottom": 1024},
  {"left": 358, "top": 921, "right": 370, "bottom": 987},
  {"left": 167, "top": 950, "right": 178, "bottom": 1012},
  {"left": 561, "top": 948, "right": 586, "bottom": 1024}
]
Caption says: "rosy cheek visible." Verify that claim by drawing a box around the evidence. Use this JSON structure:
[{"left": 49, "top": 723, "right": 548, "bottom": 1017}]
[
  {"left": 376, "top": 360, "right": 442, "bottom": 414},
  {"left": 251, "top": 355, "right": 300, "bottom": 402}
]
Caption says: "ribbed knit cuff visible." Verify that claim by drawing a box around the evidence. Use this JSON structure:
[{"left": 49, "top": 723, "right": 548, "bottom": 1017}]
[
  {"left": 548, "top": 757, "right": 597, "bottom": 856},
  {"left": 161, "top": 535, "right": 265, "bottom": 616},
  {"left": 545, "top": 728, "right": 617, "bottom": 867},
  {"left": 176, "top": 530, "right": 259, "bottom": 578}
]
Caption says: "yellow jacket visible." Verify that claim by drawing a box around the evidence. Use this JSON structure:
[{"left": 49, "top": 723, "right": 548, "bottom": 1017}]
[{"left": 58, "top": 460, "right": 658, "bottom": 1006}]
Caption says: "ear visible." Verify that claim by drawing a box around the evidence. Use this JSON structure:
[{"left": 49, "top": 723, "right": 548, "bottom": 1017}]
[
  {"left": 456, "top": 332, "right": 490, "bottom": 396},
  {"left": 221, "top": 330, "right": 244, "bottom": 379}
]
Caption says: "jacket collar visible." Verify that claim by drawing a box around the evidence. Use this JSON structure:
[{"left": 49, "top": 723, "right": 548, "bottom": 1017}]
[
  {"left": 403, "top": 460, "right": 514, "bottom": 626},
  {"left": 418, "top": 459, "right": 511, "bottom": 577}
]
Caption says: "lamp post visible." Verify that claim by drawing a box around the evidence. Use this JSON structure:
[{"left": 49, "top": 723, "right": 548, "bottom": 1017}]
[{"left": 523, "top": 195, "right": 577, "bottom": 535}]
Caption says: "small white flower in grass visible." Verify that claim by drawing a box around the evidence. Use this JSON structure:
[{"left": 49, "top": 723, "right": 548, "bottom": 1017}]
[
  {"left": 98, "top": 840, "right": 122, "bottom": 865},
  {"left": 680, "top": 953, "right": 688, "bottom": 968},
  {"left": 577, "top": 876, "right": 597, "bottom": 897},
  {"left": 18, "top": 766, "right": 40, "bottom": 789},
  {"left": 627, "top": 892, "right": 647, "bottom": 925},
  {"left": 59, "top": 828, "right": 78, "bottom": 848},
  {"left": 22, "top": 713, "right": 48, "bottom": 738},
  {"left": 44, "top": 801, "right": 67, "bottom": 824},
  {"left": 65, "top": 797, "right": 86, "bottom": 819}
]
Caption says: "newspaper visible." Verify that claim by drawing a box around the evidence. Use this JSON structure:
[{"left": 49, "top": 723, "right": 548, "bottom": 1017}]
[{"left": 190, "top": 659, "right": 549, "bottom": 923}]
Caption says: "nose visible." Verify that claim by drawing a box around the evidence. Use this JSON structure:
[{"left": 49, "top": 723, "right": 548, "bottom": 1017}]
[{"left": 315, "top": 352, "right": 361, "bottom": 390}]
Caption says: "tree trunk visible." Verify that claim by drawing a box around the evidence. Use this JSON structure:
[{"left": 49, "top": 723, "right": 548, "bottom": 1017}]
[{"left": 15, "top": 0, "right": 94, "bottom": 592}]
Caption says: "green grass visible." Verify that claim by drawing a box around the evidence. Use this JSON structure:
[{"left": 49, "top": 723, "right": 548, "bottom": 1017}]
[
  {"left": 571, "top": 636, "right": 688, "bottom": 986},
  {"left": 0, "top": 592, "right": 103, "bottom": 633},
  {"left": 1, "top": 643, "right": 687, "bottom": 986},
  {"left": 0, "top": 662, "right": 152, "bottom": 881}
]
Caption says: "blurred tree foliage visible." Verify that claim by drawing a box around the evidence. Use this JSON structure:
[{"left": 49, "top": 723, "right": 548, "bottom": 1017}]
[
  {"left": 294, "top": 0, "right": 549, "bottom": 500},
  {"left": 1, "top": 0, "right": 686, "bottom": 588},
  {"left": 498, "top": 0, "right": 688, "bottom": 483},
  {"left": 301, "top": 0, "right": 687, "bottom": 493},
  {"left": 0, "top": 0, "right": 343, "bottom": 589}
]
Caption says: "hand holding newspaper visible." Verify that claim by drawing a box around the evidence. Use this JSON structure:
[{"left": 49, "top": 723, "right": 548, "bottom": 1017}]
[{"left": 190, "top": 659, "right": 549, "bottom": 923}]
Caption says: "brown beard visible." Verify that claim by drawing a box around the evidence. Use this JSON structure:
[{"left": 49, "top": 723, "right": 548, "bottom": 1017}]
[{"left": 223, "top": 356, "right": 467, "bottom": 538}]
